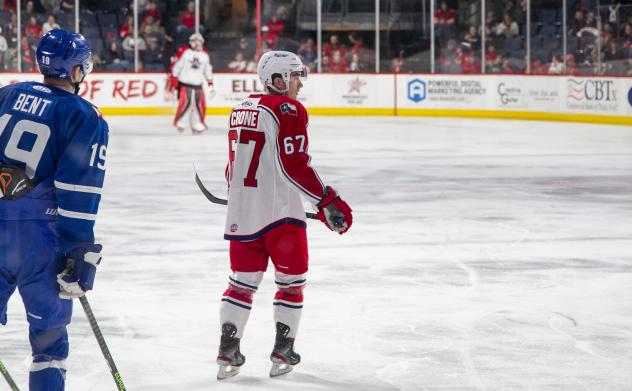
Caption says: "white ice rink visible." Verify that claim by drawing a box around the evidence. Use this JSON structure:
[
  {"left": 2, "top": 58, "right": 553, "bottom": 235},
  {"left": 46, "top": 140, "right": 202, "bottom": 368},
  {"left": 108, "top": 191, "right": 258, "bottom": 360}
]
[{"left": 2, "top": 115, "right": 632, "bottom": 391}]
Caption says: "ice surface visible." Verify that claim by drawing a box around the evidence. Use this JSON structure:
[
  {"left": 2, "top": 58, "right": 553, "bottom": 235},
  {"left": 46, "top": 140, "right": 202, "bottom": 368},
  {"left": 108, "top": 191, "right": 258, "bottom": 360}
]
[{"left": 2, "top": 115, "right": 632, "bottom": 390}]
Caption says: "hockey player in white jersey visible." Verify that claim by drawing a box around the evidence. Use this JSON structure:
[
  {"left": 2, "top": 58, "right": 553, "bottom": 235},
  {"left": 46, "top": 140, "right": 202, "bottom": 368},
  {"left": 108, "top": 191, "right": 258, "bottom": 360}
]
[
  {"left": 171, "top": 33, "right": 213, "bottom": 133},
  {"left": 216, "top": 51, "right": 353, "bottom": 379}
]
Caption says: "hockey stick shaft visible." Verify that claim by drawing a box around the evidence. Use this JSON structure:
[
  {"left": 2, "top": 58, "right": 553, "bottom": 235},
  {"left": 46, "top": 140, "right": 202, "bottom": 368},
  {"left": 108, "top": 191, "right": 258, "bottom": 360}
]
[
  {"left": 195, "top": 173, "right": 318, "bottom": 220},
  {"left": 79, "top": 296, "right": 127, "bottom": 391},
  {"left": 0, "top": 358, "right": 20, "bottom": 391}
]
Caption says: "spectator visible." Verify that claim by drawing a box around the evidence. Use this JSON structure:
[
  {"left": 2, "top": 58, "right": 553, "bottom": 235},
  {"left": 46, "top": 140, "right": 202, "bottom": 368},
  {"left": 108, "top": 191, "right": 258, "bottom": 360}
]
[
  {"left": 4, "top": 12, "right": 18, "bottom": 47},
  {"left": 227, "top": 51, "right": 247, "bottom": 72},
  {"left": 238, "top": 37, "right": 254, "bottom": 61},
  {"left": 461, "top": 25, "right": 480, "bottom": 51},
  {"left": 24, "top": 16, "right": 41, "bottom": 41},
  {"left": 547, "top": 54, "right": 563, "bottom": 74},
  {"left": 122, "top": 34, "right": 147, "bottom": 54},
  {"left": 104, "top": 41, "right": 131, "bottom": 72},
  {"left": 2, "top": 0, "right": 16, "bottom": 12},
  {"left": 527, "top": 56, "right": 547, "bottom": 74},
  {"left": 328, "top": 49, "right": 347, "bottom": 72},
  {"left": 485, "top": 45, "right": 501, "bottom": 73},
  {"left": 390, "top": 51, "right": 404, "bottom": 73},
  {"left": 584, "top": 11, "right": 596, "bottom": 28},
  {"left": 621, "top": 23, "right": 632, "bottom": 57},
  {"left": 60, "top": 0, "right": 73, "bottom": 13},
  {"left": 41, "top": 0, "right": 57, "bottom": 13},
  {"left": 565, "top": 53, "right": 579, "bottom": 75},
  {"left": 500, "top": 58, "right": 514, "bottom": 74},
  {"left": 22, "top": 0, "right": 35, "bottom": 21},
  {"left": 484, "top": 11, "right": 498, "bottom": 44},
  {"left": 321, "top": 54, "right": 330, "bottom": 72},
  {"left": 348, "top": 32, "right": 363, "bottom": 56},
  {"left": 245, "top": 53, "right": 258, "bottom": 73},
  {"left": 298, "top": 37, "right": 317, "bottom": 69},
  {"left": 263, "top": 13, "right": 285, "bottom": 49},
  {"left": 623, "top": 51, "right": 632, "bottom": 75},
  {"left": 434, "top": 0, "right": 456, "bottom": 45},
  {"left": 91, "top": 52, "right": 105, "bottom": 71},
  {"left": 178, "top": 1, "right": 201, "bottom": 33},
  {"left": 494, "top": 14, "right": 519, "bottom": 38},
  {"left": 439, "top": 39, "right": 461, "bottom": 73},
  {"left": 120, "top": 15, "right": 133, "bottom": 39},
  {"left": 603, "top": 40, "right": 622, "bottom": 74},
  {"left": 141, "top": 0, "right": 161, "bottom": 25},
  {"left": 568, "top": 9, "right": 585, "bottom": 37},
  {"left": 142, "top": 37, "right": 165, "bottom": 71},
  {"left": 41, "top": 14, "right": 59, "bottom": 35},
  {"left": 323, "top": 34, "right": 346, "bottom": 59},
  {"left": 0, "top": 26, "right": 7, "bottom": 70},
  {"left": 461, "top": 51, "right": 480, "bottom": 73},
  {"left": 20, "top": 35, "right": 35, "bottom": 71}
]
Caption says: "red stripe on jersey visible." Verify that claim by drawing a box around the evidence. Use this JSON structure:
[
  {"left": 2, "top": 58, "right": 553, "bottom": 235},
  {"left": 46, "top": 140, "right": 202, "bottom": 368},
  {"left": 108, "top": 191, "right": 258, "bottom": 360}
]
[{"left": 258, "top": 95, "right": 325, "bottom": 203}]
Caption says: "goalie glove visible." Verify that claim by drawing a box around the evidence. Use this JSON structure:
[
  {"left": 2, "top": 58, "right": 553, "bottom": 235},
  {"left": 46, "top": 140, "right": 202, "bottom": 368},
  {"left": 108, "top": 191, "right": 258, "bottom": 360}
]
[
  {"left": 57, "top": 244, "right": 102, "bottom": 300},
  {"left": 316, "top": 186, "right": 353, "bottom": 235}
]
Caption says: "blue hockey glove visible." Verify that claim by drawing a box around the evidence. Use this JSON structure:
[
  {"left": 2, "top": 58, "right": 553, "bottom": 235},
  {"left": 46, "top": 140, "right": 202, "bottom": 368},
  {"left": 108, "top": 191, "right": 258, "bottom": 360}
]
[{"left": 57, "top": 244, "right": 102, "bottom": 300}]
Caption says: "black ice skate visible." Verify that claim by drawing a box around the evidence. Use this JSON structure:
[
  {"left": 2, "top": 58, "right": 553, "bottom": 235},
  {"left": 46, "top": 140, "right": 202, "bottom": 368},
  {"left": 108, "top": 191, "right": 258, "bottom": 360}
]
[
  {"left": 216, "top": 323, "right": 245, "bottom": 380},
  {"left": 269, "top": 322, "right": 301, "bottom": 377}
]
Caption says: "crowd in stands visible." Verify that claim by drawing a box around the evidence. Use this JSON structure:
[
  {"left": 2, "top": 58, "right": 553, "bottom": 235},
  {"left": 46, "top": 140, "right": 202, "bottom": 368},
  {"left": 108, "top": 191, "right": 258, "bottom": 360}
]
[
  {"left": 436, "top": 0, "right": 632, "bottom": 75},
  {"left": 0, "top": 0, "right": 630, "bottom": 76}
]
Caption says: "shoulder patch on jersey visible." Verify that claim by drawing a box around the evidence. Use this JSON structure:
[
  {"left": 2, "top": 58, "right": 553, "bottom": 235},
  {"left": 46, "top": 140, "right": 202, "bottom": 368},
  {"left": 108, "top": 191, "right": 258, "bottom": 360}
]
[
  {"left": 280, "top": 102, "right": 298, "bottom": 116},
  {"left": 32, "top": 85, "right": 52, "bottom": 93}
]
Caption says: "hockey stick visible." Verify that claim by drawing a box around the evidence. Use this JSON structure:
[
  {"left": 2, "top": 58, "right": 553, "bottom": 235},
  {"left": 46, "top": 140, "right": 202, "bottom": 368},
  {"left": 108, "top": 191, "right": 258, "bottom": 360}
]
[
  {"left": 79, "top": 296, "right": 127, "bottom": 391},
  {"left": 194, "top": 172, "right": 318, "bottom": 219},
  {"left": 0, "top": 358, "right": 20, "bottom": 391}
]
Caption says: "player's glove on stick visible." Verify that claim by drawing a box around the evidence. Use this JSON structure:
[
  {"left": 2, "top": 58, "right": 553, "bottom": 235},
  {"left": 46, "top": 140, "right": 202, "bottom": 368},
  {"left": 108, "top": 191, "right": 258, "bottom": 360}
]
[
  {"left": 316, "top": 186, "right": 352, "bottom": 234},
  {"left": 57, "top": 244, "right": 102, "bottom": 300}
]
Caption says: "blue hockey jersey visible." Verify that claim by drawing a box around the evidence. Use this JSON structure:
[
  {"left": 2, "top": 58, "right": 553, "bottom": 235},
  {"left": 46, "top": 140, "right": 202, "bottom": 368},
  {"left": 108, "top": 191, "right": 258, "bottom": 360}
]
[{"left": 0, "top": 81, "right": 108, "bottom": 253}]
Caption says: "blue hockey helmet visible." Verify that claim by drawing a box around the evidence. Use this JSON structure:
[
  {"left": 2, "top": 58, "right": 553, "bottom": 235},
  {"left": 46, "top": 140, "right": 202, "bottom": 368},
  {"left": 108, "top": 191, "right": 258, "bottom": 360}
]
[{"left": 36, "top": 29, "right": 93, "bottom": 81}]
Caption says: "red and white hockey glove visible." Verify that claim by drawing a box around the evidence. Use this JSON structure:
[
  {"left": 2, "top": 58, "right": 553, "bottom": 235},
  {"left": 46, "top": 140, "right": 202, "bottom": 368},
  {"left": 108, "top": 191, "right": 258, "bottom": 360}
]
[{"left": 316, "top": 186, "right": 352, "bottom": 235}]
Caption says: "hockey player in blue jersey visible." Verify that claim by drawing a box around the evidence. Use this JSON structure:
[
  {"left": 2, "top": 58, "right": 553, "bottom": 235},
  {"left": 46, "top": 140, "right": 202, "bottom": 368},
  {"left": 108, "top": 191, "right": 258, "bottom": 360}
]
[{"left": 0, "top": 29, "right": 108, "bottom": 390}]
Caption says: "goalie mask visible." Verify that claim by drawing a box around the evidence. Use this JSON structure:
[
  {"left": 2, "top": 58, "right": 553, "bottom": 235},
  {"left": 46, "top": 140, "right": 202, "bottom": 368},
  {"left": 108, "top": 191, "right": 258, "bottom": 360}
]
[{"left": 257, "top": 51, "right": 307, "bottom": 94}]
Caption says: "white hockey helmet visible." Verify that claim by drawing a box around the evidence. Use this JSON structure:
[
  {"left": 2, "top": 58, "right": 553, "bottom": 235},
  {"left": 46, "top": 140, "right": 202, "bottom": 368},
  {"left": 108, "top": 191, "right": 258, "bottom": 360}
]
[{"left": 257, "top": 51, "right": 307, "bottom": 94}]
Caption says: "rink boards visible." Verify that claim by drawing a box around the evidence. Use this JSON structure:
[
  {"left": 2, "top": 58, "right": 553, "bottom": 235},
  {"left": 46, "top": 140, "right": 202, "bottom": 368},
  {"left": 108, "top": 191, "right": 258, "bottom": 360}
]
[{"left": 1, "top": 72, "right": 631, "bottom": 125}]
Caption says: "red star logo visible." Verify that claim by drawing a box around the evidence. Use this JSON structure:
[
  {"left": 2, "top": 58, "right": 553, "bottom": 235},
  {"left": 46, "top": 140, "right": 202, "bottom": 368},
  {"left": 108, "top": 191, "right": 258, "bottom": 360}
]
[{"left": 348, "top": 77, "right": 366, "bottom": 93}]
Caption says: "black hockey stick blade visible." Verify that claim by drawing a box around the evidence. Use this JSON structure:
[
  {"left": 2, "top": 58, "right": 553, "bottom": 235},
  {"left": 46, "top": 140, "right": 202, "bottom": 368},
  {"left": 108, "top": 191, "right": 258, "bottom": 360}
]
[
  {"left": 79, "top": 296, "right": 127, "bottom": 391},
  {"left": 195, "top": 172, "right": 227, "bottom": 205},
  {"left": 0, "top": 358, "right": 20, "bottom": 391},
  {"left": 194, "top": 172, "right": 318, "bottom": 220}
]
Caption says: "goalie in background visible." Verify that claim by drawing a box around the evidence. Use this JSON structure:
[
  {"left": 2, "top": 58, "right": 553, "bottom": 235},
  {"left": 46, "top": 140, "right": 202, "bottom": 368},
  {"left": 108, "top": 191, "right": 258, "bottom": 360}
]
[{"left": 171, "top": 32, "right": 214, "bottom": 134}]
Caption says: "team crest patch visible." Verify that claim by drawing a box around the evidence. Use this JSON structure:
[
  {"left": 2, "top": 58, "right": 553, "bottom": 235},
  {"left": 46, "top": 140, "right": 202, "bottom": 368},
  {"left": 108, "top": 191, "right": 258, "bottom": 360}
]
[
  {"left": 230, "top": 224, "right": 238, "bottom": 232},
  {"left": 280, "top": 102, "right": 297, "bottom": 116}
]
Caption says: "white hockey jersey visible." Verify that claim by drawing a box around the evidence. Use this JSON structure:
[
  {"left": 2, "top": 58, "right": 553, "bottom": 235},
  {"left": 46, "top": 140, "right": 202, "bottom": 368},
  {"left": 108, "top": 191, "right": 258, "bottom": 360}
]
[
  {"left": 172, "top": 48, "right": 213, "bottom": 86},
  {"left": 224, "top": 94, "right": 325, "bottom": 240}
]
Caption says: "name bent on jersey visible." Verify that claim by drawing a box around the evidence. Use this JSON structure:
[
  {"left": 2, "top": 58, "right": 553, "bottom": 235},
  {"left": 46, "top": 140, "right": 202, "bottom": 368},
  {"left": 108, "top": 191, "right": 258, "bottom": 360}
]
[
  {"left": 0, "top": 81, "right": 109, "bottom": 253},
  {"left": 225, "top": 93, "right": 324, "bottom": 240}
]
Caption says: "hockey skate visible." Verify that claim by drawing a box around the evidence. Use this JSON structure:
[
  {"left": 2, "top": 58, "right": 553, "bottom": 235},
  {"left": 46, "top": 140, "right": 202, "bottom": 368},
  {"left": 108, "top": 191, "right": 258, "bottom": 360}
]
[
  {"left": 216, "top": 323, "right": 245, "bottom": 380},
  {"left": 269, "top": 322, "right": 301, "bottom": 377}
]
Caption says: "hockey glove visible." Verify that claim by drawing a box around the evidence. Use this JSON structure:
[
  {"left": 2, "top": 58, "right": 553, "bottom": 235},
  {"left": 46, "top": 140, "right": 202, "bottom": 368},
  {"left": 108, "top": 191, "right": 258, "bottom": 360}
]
[
  {"left": 57, "top": 244, "right": 102, "bottom": 300},
  {"left": 316, "top": 186, "right": 353, "bottom": 235}
]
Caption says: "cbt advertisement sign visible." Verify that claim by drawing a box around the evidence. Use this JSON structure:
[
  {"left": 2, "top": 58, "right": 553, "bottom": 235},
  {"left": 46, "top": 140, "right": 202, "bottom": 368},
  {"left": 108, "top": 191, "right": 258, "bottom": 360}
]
[{"left": 566, "top": 78, "right": 618, "bottom": 113}]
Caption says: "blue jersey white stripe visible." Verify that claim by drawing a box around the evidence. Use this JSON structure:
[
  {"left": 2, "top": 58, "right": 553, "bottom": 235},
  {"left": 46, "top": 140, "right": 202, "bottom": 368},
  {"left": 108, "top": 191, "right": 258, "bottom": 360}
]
[{"left": 54, "top": 180, "right": 103, "bottom": 194}]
